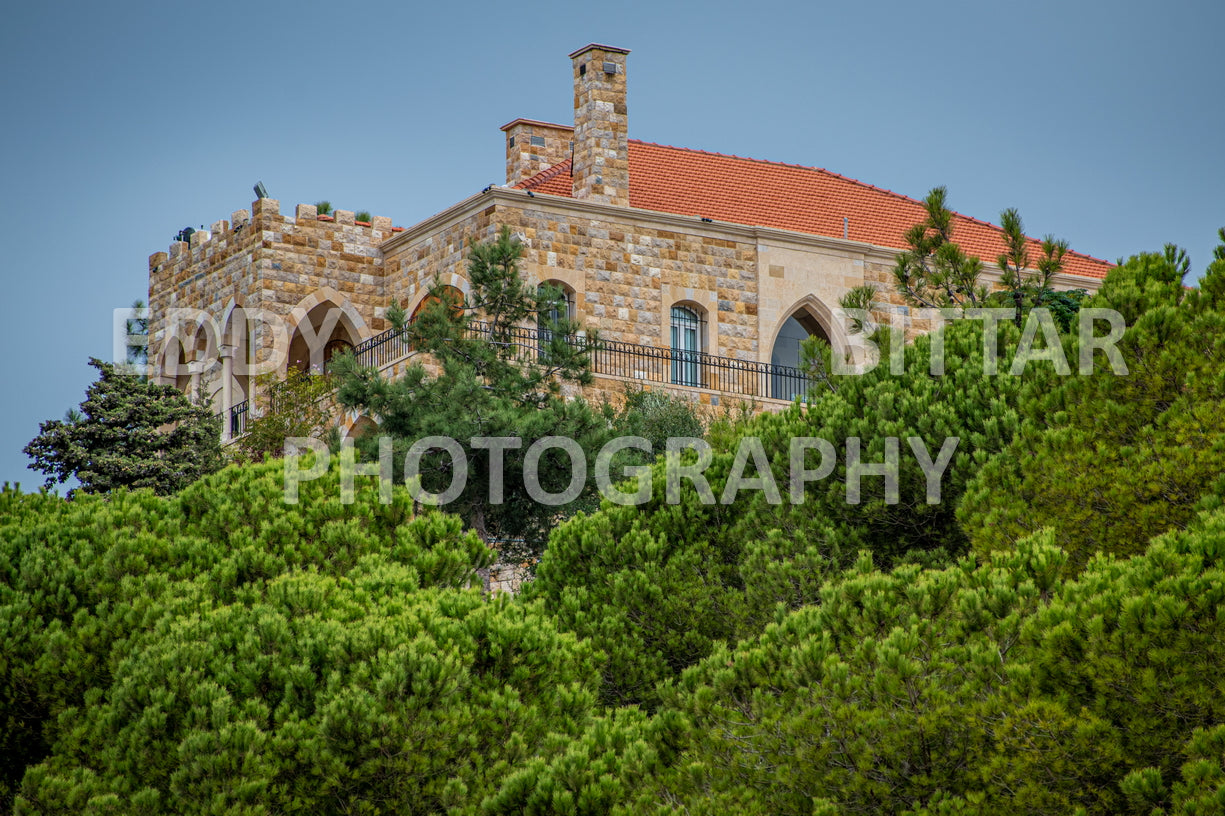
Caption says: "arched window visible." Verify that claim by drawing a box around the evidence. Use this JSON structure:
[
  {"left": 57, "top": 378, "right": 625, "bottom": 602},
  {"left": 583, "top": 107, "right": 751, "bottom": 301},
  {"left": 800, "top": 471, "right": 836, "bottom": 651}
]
[
  {"left": 537, "top": 281, "right": 575, "bottom": 344},
  {"left": 670, "top": 305, "right": 703, "bottom": 387},
  {"left": 410, "top": 285, "right": 464, "bottom": 322}
]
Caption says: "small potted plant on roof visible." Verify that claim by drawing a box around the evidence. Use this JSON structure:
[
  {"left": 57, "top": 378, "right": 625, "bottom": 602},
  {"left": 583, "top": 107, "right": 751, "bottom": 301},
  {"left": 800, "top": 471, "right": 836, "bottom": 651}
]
[
  {"left": 315, "top": 201, "right": 334, "bottom": 221},
  {"left": 355, "top": 210, "right": 372, "bottom": 226}
]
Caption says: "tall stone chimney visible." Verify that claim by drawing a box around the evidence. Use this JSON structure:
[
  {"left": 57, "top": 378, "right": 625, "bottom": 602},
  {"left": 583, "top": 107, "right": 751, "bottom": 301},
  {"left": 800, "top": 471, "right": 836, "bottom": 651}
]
[{"left": 569, "top": 44, "right": 630, "bottom": 207}]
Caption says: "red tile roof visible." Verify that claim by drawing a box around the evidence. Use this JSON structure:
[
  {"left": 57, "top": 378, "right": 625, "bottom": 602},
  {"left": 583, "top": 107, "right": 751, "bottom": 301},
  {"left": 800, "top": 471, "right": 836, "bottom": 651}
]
[{"left": 517, "top": 140, "right": 1113, "bottom": 280}]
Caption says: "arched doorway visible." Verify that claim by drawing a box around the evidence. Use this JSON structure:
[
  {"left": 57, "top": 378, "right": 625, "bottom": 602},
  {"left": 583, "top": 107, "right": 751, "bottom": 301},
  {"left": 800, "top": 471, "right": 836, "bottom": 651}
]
[
  {"left": 288, "top": 300, "right": 361, "bottom": 374},
  {"left": 222, "top": 304, "right": 253, "bottom": 405},
  {"left": 770, "top": 306, "right": 831, "bottom": 400}
]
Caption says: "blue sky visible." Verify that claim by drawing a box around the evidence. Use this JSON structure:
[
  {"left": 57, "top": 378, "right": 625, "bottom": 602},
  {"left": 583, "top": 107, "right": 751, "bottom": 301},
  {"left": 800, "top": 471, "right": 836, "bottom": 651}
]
[{"left": 1, "top": 0, "right": 1222, "bottom": 489}]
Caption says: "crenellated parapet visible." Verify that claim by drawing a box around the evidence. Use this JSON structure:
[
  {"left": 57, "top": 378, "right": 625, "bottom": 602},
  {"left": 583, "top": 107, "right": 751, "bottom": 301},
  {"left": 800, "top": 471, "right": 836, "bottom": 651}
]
[{"left": 146, "top": 197, "right": 404, "bottom": 414}]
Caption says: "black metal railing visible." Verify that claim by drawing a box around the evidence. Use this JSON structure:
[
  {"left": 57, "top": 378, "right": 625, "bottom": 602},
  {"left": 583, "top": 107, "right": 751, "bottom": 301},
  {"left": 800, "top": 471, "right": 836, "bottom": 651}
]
[
  {"left": 351, "top": 320, "right": 810, "bottom": 400},
  {"left": 226, "top": 374, "right": 327, "bottom": 439},
  {"left": 224, "top": 321, "right": 811, "bottom": 436},
  {"left": 229, "top": 399, "right": 249, "bottom": 437},
  {"left": 352, "top": 325, "right": 415, "bottom": 370}
]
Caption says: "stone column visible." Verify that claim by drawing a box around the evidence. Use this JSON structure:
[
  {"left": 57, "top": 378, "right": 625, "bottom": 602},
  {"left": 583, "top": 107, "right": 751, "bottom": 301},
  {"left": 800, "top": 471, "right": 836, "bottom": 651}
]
[
  {"left": 220, "top": 345, "right": 234, "bottom": 442},
  {"left": 188, "top": 361, "right": 202, "bottom": 404}
]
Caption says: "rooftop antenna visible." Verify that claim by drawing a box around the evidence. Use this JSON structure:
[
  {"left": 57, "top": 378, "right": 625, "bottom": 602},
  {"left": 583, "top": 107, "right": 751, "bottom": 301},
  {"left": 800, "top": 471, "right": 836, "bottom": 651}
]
[{"left": 254, "top": 181, "right": 269, "bottom": 199}]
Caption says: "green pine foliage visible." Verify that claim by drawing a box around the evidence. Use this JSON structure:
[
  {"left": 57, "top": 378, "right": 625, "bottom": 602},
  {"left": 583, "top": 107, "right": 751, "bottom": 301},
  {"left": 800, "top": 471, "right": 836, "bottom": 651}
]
[
  {"left": 0, "top": 460, "right": 506, "bottom": 811},
  {"left": 528, "top": 316, "right": 1032, "bottom": 709},
  {"left": 606, "top": 387, "right": 705, "bottom": 462},
  {"left": 490, "top": 506, "right": 1225, "bottom": 815},
  {"left": 331, "top": 226, "right": 610, "bottom": 552},
  {"left": 18, "top": 578, "right": 598, "bottom": 814},
  {"left": 893, "top": 187, "right": 1086, "bottom": 329},
  {"left": 23, "top": 358, "right": 223, "bottom": 495},
  {"left": 476, "top": 707, "right": 685, "bottom": 816},
  {"left": 893, "top": 186, "right": 990, "bottom": 308},
  {"left": 660, "top": 506, "right": 1225, "bottom": 815},
  {"left": 960, "top": 239, "right": 1225, "bottom": 572},
  {"left": 647, "top": 537, "right": 1125, "bottom": 816}
]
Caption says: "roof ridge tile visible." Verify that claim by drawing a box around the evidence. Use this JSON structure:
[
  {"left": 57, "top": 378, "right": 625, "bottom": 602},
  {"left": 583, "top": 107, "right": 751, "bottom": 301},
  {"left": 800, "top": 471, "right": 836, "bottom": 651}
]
[{"left": 516, "top": 159, "right": 573, "bottom": 190}]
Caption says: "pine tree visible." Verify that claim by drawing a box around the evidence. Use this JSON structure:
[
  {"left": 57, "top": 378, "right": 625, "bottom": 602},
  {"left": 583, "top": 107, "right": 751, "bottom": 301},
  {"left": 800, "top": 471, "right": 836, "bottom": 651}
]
[
  {"left": 0, "top": 460, "right": 503, "bottom": 812},
  {"left": 331, "top": 226, "right": 610, "bottom": 553},
  {"left": 1024, "top": 504, "right": 1225, "bottom": 801},
  {"left": 529, "top": 316, "right": 1033, "bottom": 708},
  {"left": 893, "top": 186, "right": 989, "bottom": 308},
  {"left": 959, "top": 237, "right": 1225, "bottom": 573},
  {"left": 893, "top": 187, "right": 1084, "bottom": 326},
  {"left": 645, "top": 537, "right": 1123, "bottom": 816},
  {"left": 995, "top": 208, "right": 1086, "bottom": 329},
  {"left": 16, "top": 575, "right": 599, "bottom": 814},
  {"left": 23, "top": 358, "right": 222, "bottom": 495}
]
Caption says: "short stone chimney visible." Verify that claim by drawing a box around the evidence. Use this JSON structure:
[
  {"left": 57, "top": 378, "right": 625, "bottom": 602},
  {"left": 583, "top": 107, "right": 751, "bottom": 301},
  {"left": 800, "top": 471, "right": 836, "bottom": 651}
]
[
  {"left": 569, "top": 44, "right": 630, "bottom": 207},
  {"left": 501, "top": 118, "right": 575, "bottom": 186}
]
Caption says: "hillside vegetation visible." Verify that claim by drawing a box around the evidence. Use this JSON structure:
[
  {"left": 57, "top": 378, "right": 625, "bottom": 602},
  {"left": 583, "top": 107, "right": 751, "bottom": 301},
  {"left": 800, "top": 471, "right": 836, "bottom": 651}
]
[{"left": 3, "top": 232, "right": 1225, "bottom": 814}]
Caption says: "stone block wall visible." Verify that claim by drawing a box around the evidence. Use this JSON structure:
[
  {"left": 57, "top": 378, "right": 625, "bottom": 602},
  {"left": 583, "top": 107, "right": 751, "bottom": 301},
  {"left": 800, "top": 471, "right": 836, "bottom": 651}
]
[
  {"left": 151, "top": 190, "right": 1096, "bottom": 426},
  {"left": 382, "top": 203, "right": 502, "bottom": 317},
  {"left": 385, "top": 196, "right": 764, "bottom": 363},
  {"left": 148, "top": 204, "right": 264, "bottom": 367},
  {"left": 254, "top": 202, "right": 393, "bottom": 335},
  {"left": 148, "top": 198, "right": 401, "bottom": 388}
]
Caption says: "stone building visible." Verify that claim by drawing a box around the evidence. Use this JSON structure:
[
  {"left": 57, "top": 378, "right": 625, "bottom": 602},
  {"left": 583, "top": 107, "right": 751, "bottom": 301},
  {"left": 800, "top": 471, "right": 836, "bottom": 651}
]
[{"left": 147, "top": 43, "right": 1113, "bottom": 439}]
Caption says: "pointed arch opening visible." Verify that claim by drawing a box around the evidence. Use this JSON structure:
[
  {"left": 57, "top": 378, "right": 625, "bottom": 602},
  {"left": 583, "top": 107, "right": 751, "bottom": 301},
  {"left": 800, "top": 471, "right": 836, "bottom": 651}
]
[
  {"left": 288, "top": 299, "right": 363, "bottom": 375},
  {"left": 345, "top": 415, "right": 380, "bottom": 442},
  {"left": 221, "top": 302, "right": 254, "bottom": 404},
  {"left": 769, "top": 303, "right": 832, "bottom": 400},
  {"left": 189, "top": 321, "right": 221, "bottom": 407},
  {"left": 155, "top": 328, "right": 193, "bottom": 394},
  {"left": 170, "top": 341, "right": 191, "bottom": 394}
]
